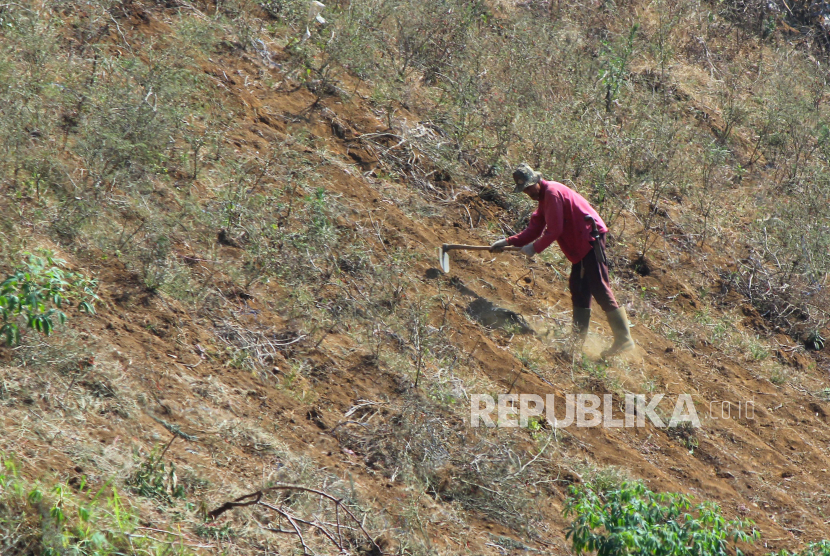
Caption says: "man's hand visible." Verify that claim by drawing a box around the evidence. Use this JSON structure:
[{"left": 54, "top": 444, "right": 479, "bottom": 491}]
[
  {"left": 490, "top": 239, "right": 509, "bottom": 253},
  {"left": 520, "top": 243, "right": 536, "bottom": 259}
]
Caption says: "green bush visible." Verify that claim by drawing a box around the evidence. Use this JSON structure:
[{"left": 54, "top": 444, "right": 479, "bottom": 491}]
[
  {"left": 0, "top": 253, "right": 98, "bottom": 346},
  {"left": 564, "top": 482, "right": 758, "bottom": 556}
]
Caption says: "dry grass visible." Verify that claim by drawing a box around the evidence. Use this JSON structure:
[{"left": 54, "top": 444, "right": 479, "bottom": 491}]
[{"left": 2, "top": 0, "right": 830, "bottom": 553}]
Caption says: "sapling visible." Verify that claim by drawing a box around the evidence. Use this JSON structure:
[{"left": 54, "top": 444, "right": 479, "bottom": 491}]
[{"left": 0, "top": 252, "right": 98, "bottom": 346}]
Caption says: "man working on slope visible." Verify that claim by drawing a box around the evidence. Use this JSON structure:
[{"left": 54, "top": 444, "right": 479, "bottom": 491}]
[{"left": 491, "top": 163, "right": 634, "bottom": 358}]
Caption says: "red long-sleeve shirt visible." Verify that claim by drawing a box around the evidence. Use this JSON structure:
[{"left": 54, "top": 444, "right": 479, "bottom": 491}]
[{"left": 507, "top": 179, "right": 607, "bottom": 264}]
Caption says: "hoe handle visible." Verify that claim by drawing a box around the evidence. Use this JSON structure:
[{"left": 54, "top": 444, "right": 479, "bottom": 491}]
[{"left": 442, "top": 244, "right": 521, "bottom": 252}]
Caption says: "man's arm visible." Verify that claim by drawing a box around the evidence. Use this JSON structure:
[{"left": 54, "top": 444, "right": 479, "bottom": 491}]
[
  {"left": 531, "top": 195, "right": 564, "bottom": 253},
  {"left": 507, "top": 209, "right": 545, "bottom": 247}
]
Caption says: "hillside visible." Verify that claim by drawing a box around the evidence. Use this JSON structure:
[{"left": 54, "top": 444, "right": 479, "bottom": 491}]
[{"left": 1, "top": 0, "right": 830, "bottom": 554}]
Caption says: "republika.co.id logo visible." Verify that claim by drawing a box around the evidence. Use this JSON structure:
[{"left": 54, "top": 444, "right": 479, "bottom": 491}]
[{"left": 470, "top": 394, "right": 754, "bottom": 428}]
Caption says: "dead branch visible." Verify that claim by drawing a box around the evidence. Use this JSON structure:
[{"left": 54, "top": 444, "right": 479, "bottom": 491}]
[{"left": 208, "top": 483, "right": 381, "bottom": 555}]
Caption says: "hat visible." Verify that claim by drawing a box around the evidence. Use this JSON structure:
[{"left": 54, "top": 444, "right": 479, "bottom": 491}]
[{"left": 512, "top": 163, "right": 541, "bottom": 193}]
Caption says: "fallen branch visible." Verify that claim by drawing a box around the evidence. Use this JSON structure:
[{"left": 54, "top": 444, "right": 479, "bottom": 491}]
[{"left": 208, "top": 483, "right": 381, "bottom": 555}]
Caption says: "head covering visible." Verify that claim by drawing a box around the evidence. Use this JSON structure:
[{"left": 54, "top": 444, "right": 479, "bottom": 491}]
[{"left": 512, "top": 163, "right": 541, "bottom": 193}]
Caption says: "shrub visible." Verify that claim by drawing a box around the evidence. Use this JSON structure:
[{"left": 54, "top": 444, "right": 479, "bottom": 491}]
[
  {"left": 126, "top": 444, "right": 187, "bottom": 505},
  {"left": 564, "top": 482, "right": 758, "bottom": 556},
  {"left": 0, "top": 253, "right": 98, "bottom": 346}
]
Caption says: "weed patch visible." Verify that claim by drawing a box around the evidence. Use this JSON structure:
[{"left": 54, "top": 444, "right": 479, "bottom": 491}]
[{"left": 0, "top": 454, "right": 193, "bottom": 555}]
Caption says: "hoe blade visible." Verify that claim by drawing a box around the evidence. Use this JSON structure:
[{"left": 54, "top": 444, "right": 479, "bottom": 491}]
[{"left": 438, "top": 245, "right": 451, "bottom": 274}]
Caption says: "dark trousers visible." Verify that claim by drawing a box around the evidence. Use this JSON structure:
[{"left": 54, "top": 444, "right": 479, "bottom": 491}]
[{"left": 569, "top": 233, "right": 619, "bottom": 312}]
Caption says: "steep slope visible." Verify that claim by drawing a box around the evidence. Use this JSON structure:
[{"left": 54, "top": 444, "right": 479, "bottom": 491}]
[{"left": 1, "top": 0, "right": 830, "bottom": 555}]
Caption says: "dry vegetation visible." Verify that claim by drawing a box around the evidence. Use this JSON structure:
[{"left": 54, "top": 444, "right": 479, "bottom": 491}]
[{"left": 1, "top": 0, "right": 830, "bottom": 554}]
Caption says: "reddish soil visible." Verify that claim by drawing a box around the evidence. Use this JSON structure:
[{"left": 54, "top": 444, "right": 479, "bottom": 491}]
[{"left": 3, "top": 3, "right": 830, "bottom": 555}]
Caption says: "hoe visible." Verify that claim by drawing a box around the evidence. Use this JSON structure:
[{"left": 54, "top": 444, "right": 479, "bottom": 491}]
[{"left": 438, "top": 243, "right": 520, "bottom": 274}]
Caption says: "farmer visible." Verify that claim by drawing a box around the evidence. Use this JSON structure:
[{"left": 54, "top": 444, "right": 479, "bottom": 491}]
[{"left": 491, "top": 163, "right": 634, "bottom": 358}]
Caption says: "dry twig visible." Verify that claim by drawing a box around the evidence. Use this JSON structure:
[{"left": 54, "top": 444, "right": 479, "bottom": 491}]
[{"left": 208, "top": 483, "right": 381, "bottom": 555}]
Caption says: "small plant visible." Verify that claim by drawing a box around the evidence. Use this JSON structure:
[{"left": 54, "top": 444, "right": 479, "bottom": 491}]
[
  {"left": 195, "top": 521, "right": 236, "bottom": 541},
  {"left": 580, "top": 356, "right": 608, "bottom": 379},
  {"left": 576, "top": 356, "right": 620, "bottom": 393},
  {"left": 805, "top": 329, "right": 826, "bottom": 351},
  {"left": 666, "top": 421, "right": 699, "bottom": 452},
  {"left": 516, "top": 345, "right": 543, "bottom": 373},
  {"left": 526, "top": 415, "right": 544, "bottom": 432},
  {"left": 762, "top": 14, "right": 776, "bottom": 38},
  {"left": 600, "top": 24, "right": 639, "bottom": 113},
  {"left": 564, "top": 482, "right": 758, "bottom": 556},
  {"left": 1, "top": 453, "right": 189, "bottom": 555},
  {"left": 774, "top": 541, "right": 830, "bottom": 556},
  {"left": 572, "top": 464, "right": 634, "bottom": 494},
  {"left": 770, "top": 366, "right": 788, "bottom": 386},
  {"left": 745, "top": 337, "right": 770, "bottom": 361},
  {"left": 0, "top": 252, "right": 98, "bottom": 346},
  {"left": 711, "top": 319, "right": 730, "bottom": 343},
  {"left": 126, "top": 443, "right": 186, "bottom": 505}
]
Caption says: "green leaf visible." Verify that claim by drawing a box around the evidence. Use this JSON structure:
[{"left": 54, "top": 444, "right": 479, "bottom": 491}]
[
  {"left": 564, "top": 482, "right": 756, "bottom": 556},
  {"left": 28, "top": 292, "right": 42, "bottom": 311},
  {"left": 0, "top": 255, "right": 97, "bottom": 345},
  {"left": 2, "top": 323, "right": 20, "bottom": 346},
  {"left": 28, "top": 487, "right": 44, "bottom": 504},
  {"left": 49, "top": 505, "right": 65, "bottom": 523}
]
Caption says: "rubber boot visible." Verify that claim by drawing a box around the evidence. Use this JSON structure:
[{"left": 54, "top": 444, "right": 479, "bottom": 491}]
[
  {"left": 570, "top": 307, "right": 591, "bottom": 358},
  {"left": 573, "top": 307, "right": 591, "bottom": 343},
  {"left": 601, "top": 307, "right": 635, "bottom": 358}
]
